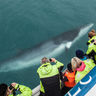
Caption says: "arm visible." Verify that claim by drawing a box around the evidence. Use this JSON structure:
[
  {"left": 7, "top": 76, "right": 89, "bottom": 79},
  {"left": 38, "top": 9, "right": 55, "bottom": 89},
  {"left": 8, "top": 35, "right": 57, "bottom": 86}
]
[
  {"left": 50, "top": 58, "right": 64, "bottom": 69},
  {"left": 86, "top": 44, "right": 94, "bottom": 55},
  {"left": 62, "top": 76, "right": 68, "bottom": 82},
  {"left": 11, "top": 83, "right": 32, "bottom": 96},
  {"left": 16, "top": 84, "right": 32, "bottom": 96},
  {"left": 50, "top": 58, "right": 64, "bottom": 80},
  {"left": 55, "top": 60, "right": 64, "bottom": 69}
]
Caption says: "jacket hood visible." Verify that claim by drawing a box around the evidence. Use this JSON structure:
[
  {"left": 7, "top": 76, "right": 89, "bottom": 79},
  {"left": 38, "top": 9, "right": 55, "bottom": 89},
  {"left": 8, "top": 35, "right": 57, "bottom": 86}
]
[
  {"left": 40, "top": 63, "right": 53, "bottom": 75},
  {"left": 76, "top": 61, "right": 86, "bottom": 71}
]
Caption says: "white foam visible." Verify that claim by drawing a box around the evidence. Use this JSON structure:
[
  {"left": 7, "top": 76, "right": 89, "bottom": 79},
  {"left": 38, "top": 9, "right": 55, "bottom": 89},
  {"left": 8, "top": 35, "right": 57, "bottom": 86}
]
[
  {"left": 72, "top": 23, "right": 94, "bottom": 44},
  {"left": 0, "top": 23, "right": 94, "bottom": 72},
  {"left": 66, "top": 42, "right": 72, "bottom": 49},
  {"left": 0, "top": 42, "right": 68, "bottom": 72}
]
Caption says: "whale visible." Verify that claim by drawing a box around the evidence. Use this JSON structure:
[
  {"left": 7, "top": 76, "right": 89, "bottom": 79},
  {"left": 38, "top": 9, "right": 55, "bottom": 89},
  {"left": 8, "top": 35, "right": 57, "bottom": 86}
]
[{"left": 0, "top": 23, "right": 94, "bottom": 72}]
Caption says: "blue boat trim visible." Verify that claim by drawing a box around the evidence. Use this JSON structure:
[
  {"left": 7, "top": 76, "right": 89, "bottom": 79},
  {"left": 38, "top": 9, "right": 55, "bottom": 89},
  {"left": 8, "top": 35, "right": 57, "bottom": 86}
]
[{"left": 65, "top": 66, "right": 96, "bottom": 96}]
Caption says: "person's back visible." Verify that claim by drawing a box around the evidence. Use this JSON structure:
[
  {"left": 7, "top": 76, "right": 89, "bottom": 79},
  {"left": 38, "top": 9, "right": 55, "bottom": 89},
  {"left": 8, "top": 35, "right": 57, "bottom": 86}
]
[
  {"left": 86, "top": 42, "right": 96, "bottom": 63},
  {"left": 37, "top": 57, "right": 64, "bottom": 96},
  {"left": 75, "top": 61, "right": 92, "bottom": 83},
  {"left": 83, "top": 59, "right": 95, "bottom": 70}
]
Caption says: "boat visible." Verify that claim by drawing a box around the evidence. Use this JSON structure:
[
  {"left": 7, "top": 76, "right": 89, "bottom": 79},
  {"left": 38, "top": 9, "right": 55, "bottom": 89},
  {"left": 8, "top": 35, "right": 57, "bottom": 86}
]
[
  {"left": 31, "top": 23, "right": 96, "bottom": 96},
  {"left": 32, "top": 85, "right": 40, "bottom": 96},
  {"left": 32, "top": 66, "right": 96, "bottom": 96}
]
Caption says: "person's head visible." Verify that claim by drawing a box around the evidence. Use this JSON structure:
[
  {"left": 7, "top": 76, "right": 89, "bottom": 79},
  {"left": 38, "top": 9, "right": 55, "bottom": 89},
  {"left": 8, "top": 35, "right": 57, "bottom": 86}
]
[
  {"left": 41, "top": 57, "right": 50, "bottom": 64},
  {"left": 76, "top": 49, "right": 84, "bottom": 59},
  {"left": 88, "top": 29, "right": 96, "bottom": 39},
  {"left": 0, "top": 83, "right": 14, "bottom": 96},
  {"left": 67, "top": 63, "right": 73, "bottom": 72},
  {"left": 71, "top": 57, "right": 82, "bottom": 71},
  {"left": 0, "top": 83, "right": 8, "bottom": 96}
]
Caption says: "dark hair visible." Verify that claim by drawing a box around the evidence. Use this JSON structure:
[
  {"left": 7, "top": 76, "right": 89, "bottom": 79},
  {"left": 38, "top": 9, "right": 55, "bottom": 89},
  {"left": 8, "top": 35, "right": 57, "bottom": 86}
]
[
  {"left": 67, "top": 63, "right": 73, "bottom": 72},
  {"left": 0, "top": 83, "right": 8, "bottom": 96}
]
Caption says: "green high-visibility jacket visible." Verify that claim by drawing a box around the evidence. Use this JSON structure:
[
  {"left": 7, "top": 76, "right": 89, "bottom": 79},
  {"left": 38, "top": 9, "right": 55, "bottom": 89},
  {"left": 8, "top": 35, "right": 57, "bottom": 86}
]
[
  {"left": 75, "top": 59, "right": 95, "bottom": 83},
  {"left": 87, "top": 36, "right": 96, "bottom": 45},
  {"left": 9, "top": 84, "right": 32, "bottom": 96},
  {"left": 86, "top": 43, "right": 96, "bottom": 60},
  {"left": 37, "top": 60, "right": 64, "bottom": 93},
  {"left": 84, "top": 59, "right": 95, "bottom": 70}
]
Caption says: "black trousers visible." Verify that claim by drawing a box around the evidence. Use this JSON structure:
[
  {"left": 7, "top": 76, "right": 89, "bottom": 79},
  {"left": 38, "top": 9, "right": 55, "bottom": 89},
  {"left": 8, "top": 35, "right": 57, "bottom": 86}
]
[
  {"left": 39, "top": 91, "right": 61, "bottom": 96},
  {"left": 39, "top": 91, "right": 45, "bottom": 96},
  {"left": 61, "top": 86, "right": 72, "bottom": 96}
]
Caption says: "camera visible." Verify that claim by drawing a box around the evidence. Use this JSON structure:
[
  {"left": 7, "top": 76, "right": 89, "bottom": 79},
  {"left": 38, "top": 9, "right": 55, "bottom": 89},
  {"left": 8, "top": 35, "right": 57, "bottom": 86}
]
[
  {"left": 49, "top": 58, "right": 52, "bottom": 62},
  {"left": 9, "top": 85, "right": 16, "bottom": 95},
  {"left": 9, "top": 85, "right": 14, "bottom": 90}
]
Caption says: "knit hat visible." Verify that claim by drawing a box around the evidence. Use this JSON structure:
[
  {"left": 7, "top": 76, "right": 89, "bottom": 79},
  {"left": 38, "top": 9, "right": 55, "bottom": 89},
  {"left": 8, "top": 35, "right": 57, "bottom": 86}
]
[
  {"left": 88, "top": 29, "right": 96, "bottom": 38},
  {"left": 76, "top": 49, "right": 84, "bottom": 59},
  {"left": 71, "top": 57, "right": 82, "bottom": 71},
  {"left": 0, "top": 83, "right": 8, "bottom": 96}
]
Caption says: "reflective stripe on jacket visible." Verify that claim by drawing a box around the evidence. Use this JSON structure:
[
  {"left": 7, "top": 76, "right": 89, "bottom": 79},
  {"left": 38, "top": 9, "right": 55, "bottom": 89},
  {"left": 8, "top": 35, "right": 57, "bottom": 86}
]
[
  {"left": 64, "top": 71, "right": 76, "bottom": 87},
  {"left": 87, "top": 36, "right": 96, "bottom": 45}
]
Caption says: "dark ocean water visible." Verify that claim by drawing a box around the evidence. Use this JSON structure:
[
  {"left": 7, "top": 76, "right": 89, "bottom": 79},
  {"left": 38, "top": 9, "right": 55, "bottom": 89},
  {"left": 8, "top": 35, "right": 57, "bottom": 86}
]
[{"left": 0, "top": 0, "right": 96, "bottom": 89}]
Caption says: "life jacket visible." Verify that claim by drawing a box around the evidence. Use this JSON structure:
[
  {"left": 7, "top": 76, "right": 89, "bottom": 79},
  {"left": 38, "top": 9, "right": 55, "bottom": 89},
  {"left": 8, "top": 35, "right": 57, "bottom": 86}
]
[{"left": 64, "top": 71, "right": 76, "bottom": 88}]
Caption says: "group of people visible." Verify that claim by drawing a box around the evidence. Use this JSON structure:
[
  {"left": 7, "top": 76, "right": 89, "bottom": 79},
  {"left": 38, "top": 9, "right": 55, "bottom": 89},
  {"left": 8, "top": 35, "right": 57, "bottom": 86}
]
[
  {"left": 0, "top": 29, "right": 96, "bottom": 96},
  {"left": 37, "top": 29, "right": 96, "bottom": 96}
]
